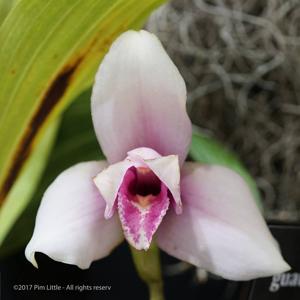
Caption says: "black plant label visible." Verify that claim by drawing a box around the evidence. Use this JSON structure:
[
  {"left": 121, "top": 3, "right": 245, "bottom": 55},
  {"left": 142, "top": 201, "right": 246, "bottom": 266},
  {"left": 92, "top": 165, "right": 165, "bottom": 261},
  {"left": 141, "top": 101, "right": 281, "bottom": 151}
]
[{"left": 246, "top": 224, "right": 300, "bottom": 300}]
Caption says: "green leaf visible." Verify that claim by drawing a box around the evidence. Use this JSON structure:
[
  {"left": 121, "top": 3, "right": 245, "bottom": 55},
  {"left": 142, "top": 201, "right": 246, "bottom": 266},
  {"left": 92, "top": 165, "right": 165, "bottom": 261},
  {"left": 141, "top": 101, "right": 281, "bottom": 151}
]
[
  {"left": 0, "top": 88, "right": 102, "bottom": 256},
  {"left": 0, "top": 0, "right": 166, "bottom": 207},
  {"left": 44, "top": 89, "right": 104, "bottom": 177},
  {"left": 190, "top": 130, "right": 263, "bottom": 211},
  {"left": 0, "top": 0, "right": 16, "bottom": 25},
  {"left": 0, "top": 0, "right": 165, "bottom": 248},
  {"left": 0, "top": 119, "right": 60, "bottom": 248}
]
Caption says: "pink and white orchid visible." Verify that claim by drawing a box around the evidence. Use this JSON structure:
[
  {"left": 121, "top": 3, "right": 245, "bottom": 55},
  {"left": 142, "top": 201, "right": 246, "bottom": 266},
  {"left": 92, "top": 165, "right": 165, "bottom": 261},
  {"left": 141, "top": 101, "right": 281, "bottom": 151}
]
[{"left": 25, "top": 30, "right": 290, "bottom": 281}]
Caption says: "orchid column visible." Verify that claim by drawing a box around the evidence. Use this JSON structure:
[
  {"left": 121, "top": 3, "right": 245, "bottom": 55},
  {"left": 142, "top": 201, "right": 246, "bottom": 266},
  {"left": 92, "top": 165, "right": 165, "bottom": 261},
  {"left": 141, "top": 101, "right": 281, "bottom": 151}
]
[{"left": 25, "top": 30, "right": 290, "bottom": 299}]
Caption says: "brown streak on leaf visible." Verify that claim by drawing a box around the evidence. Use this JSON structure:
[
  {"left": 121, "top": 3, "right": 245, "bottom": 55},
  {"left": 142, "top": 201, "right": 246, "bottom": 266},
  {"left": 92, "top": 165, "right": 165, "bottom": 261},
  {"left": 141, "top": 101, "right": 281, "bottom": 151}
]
[
  {"left": 0, "top": 57, "right": 83, "bottom": 205},
  {"left": 0, "top": 24, "right": 130, "bottom": 206}
]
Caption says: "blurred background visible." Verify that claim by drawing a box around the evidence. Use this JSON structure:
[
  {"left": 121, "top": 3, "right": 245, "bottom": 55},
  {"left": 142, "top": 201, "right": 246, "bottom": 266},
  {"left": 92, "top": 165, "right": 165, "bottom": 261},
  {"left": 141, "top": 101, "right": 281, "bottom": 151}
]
[{"left": 147, "top": 0, "right": 300, "bottom": 221}]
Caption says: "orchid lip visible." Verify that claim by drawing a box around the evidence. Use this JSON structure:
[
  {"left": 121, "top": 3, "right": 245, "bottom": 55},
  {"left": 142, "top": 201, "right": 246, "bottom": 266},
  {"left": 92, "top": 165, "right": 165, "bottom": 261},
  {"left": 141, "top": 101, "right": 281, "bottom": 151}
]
[
  {"left": 92, "top": 147, "right": 182, "bottom": 250},
  {"left": 93, "top": 147, "right": 182, "bottom": 221},
  {"left": 128, "top": 167, "right": 161, "bottom": 198},
  {"left": 128, "top": 167, "right": 161, "bottom": 209},
  {"left": 117, "top": 165, "right": 170, "bottom": 250}
]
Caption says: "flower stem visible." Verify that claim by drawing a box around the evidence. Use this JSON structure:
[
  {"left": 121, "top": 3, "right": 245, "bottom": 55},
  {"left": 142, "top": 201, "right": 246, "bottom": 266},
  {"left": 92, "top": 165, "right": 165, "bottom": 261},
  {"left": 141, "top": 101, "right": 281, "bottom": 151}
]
[{"left": 130, "top": 243, "right": 165, "bottom": 300}]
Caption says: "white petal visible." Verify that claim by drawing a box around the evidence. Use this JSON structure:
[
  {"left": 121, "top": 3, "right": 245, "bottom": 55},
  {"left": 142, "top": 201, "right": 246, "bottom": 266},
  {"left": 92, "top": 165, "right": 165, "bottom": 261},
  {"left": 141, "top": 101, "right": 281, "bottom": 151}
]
[
  {"left": 91, "top": 30, "right": 192, "bottom": 165},
  {"left": 156, "top": 162, "right": 290, "bottom": 280},
  {"left": 93, "top": 160, "right": 132, "bottom": 219},
  {"left": 127, "top": 147, "right": 161, "bottom": 161},
  {"left": 25, "top": 161, "right": 123, "bottom": 269},
  {"left": 145, "top": 155, "right": 182, "bottom": 214}
]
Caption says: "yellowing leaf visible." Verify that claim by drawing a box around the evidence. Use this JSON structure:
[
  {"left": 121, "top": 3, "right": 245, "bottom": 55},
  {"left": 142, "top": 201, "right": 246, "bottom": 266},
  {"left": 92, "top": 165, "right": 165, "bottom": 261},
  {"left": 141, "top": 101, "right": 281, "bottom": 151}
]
[{"left": 0, "top": 0, "right": 16, "bottom": 25}]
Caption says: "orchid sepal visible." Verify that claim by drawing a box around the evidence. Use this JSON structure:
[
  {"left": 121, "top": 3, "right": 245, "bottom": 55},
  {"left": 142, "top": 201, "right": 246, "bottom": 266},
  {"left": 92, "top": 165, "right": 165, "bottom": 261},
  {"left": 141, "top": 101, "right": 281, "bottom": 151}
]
[{"left": 25, "top": 30, "right": 290, "bottom": 286}]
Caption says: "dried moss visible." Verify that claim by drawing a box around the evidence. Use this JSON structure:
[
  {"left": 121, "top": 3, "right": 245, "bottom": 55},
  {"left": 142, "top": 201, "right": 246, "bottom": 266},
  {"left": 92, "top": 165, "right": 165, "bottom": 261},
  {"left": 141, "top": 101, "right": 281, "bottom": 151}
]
[{"left": 147, "top": 0, "right": 300, "bottom": 221}]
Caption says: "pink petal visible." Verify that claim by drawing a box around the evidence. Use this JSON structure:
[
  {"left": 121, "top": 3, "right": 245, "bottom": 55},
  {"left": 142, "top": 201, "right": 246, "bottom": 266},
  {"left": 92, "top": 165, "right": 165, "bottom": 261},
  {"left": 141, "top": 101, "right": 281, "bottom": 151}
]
[
  {"left": 91, "top": 30, "right": 192, "bottom": 165},
  {"left": 94, "top": 147, "right": 182, "bottom": 218},
  {"left": 25, "top": 161, "right": 123, "bottom": 269},
  {"left": 94, "top": 148, "right": 160, "bottom": 217},
  {"left": 128, "top": 148, "right": 182, "bottom": 214},
  {"left": 118, "top": 168, "right": 169, "bottom": 250},
  {"left": 156, "top": 162, "right": 290, "bottom": 280}
]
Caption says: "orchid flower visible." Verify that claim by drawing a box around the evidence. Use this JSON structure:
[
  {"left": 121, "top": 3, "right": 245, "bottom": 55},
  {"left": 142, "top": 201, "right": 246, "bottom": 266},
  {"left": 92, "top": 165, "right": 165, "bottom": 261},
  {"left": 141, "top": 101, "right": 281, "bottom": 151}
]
[{"left": 25, "top": 30, "right": 290, "bottom": 281}]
